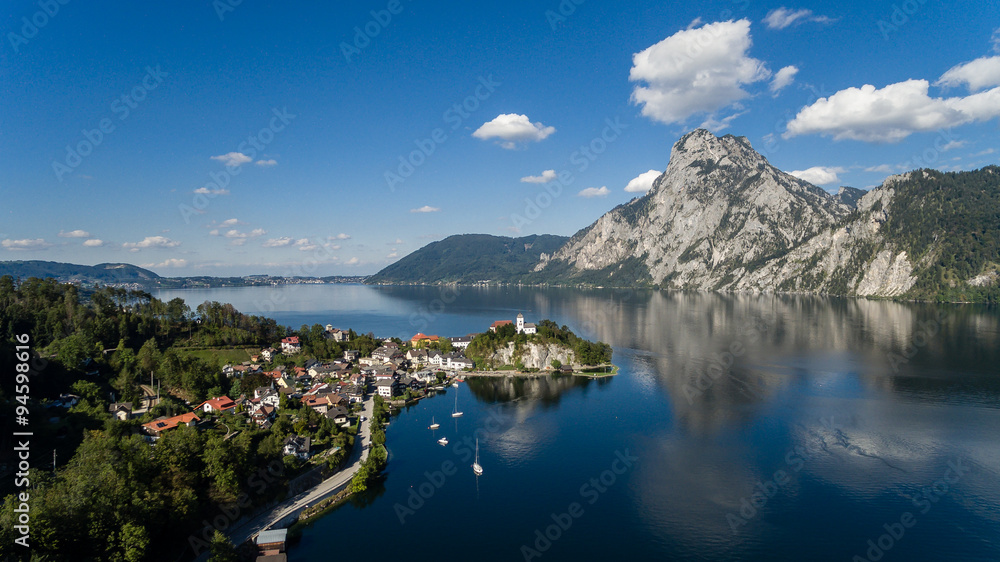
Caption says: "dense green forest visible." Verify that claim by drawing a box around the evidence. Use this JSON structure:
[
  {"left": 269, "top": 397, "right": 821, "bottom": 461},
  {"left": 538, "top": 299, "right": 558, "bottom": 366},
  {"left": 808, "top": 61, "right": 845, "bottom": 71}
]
[
  {"left": 365, "top": 234, "right": 569, "bottom": 284},
  {"left": 0, "top": 277, "right": 358, "bottom": 561},
  {"left": 465, "top": 320, "right": 613, "bottom": 369},
  {"left": 883, "top": 167, "right": 1000, "bottom": 303}
]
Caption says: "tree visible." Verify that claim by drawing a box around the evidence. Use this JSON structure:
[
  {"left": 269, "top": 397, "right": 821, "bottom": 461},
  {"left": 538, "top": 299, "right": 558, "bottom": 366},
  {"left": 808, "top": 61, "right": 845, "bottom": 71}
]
[{"left": 207, "top": 530, "right": 238, "bottom": 562}]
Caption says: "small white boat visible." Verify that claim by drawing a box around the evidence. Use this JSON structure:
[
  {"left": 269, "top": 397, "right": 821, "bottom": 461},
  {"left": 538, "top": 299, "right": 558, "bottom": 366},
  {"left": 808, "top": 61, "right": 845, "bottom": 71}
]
[
  {"left": 429, "top": 417, "right": 440, "bottom": 430},
  {"left": 472, "top": 438, "right": 483, "bottom": 475},
  {"left": 452, "top": 381, "right": 459, "bottom": 388},
  {"left": 451, "top": 392, "right": 463, "bottom": 417},
  {"left": 438, "top": 437, "right": 449, "bottom": 446}
]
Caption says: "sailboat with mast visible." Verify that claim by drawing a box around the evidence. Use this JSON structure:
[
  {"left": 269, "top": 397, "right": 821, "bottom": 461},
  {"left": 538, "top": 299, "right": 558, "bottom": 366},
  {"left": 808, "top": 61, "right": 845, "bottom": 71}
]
[
  {"left": 451, "top": 391, "right": 463, "bottom": 417},
  {"left": 472, "top": 438, "right": 483, "bottom": 475},
  {"left": 428, "top": 416, "right": 440, "bottom": 430}
]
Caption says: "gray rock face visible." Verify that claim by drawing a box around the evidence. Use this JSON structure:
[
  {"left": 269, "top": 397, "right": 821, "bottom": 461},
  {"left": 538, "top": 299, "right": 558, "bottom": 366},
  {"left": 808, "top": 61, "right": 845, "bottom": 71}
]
[
  {"left": 540, "top": 129, "right": 921, "bottom": 297},
  {"left": 488, "top": 342, "right": 575, "bottom": 369}
]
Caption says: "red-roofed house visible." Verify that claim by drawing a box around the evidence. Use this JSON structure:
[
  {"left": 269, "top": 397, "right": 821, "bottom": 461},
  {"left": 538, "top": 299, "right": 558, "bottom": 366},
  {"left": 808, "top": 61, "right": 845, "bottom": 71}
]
[
  {"left": 410, "top": 333, "right": 440, "bottom": 346},
  {"left": 281, "top": 336, "right": 301, "bottom": 354},
  {"left": 489, "top": 320, "right": 513, "bottom": 333},
  {"left": 143, "top": 412, "right": 201, "bottom": 437},
  {"left": 195, "top": 396, "right": 237, "bottom": 414}
]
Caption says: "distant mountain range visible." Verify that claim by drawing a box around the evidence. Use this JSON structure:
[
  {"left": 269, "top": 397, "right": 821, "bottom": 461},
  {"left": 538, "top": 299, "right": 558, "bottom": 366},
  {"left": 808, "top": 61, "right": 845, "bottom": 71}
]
[
  {"left": 0, "top": 260, "right": 366, "bottom": 289},
  {"left": 0, "top": 261, "right": 160, "bottom": 284},
  {"left": 370, "top": 129, "right": 999, "bottom": 302}
]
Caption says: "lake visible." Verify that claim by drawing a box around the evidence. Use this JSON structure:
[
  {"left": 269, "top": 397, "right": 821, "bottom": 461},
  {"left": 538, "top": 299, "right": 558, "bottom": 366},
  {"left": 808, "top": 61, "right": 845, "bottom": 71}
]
[{"left": 154, "top": 284, "right": 1000, "bottom": 561}]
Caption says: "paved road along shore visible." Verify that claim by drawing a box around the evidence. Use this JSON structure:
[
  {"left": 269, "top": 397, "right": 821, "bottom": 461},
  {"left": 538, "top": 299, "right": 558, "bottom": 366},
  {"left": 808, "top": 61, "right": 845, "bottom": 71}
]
[{"left": 225, "top": 394, "right": 375, "bottom": 548}]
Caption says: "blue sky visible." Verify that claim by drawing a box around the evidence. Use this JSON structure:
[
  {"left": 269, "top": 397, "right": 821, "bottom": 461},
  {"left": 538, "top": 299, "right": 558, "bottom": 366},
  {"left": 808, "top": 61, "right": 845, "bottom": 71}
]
[{"left": 2, "top": 0, "right": 998, "bottom": 276}]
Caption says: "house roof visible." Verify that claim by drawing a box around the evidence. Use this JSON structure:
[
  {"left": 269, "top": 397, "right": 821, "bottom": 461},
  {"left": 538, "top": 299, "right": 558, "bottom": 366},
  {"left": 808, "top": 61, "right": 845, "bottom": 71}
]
[
  {"left": 143, "top": 412, "right": 200, "bottom": 433},
  {"left": 410, "top": 333, "right": 439, "bottom": 342},
  {"left": 491, "top": 320, "right": 513, "bottom": 328},
  {"left": 256, "top": 529, "right": 288, "bottom": 546},
  {"left": 196, "top": 396, "right": 236, "bottom": 412}
]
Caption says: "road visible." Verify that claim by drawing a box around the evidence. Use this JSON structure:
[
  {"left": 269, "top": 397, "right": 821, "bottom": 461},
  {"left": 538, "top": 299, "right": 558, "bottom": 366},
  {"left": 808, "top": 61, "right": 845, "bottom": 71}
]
[{"left": 227, "top": 393, "right": 375, "bottom": 547}]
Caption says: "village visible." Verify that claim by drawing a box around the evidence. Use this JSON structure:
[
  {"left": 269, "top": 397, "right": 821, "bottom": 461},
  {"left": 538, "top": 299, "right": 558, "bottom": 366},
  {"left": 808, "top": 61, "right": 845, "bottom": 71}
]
[{"left": 124, "top": 313, "right": 549, "bottom": 470}]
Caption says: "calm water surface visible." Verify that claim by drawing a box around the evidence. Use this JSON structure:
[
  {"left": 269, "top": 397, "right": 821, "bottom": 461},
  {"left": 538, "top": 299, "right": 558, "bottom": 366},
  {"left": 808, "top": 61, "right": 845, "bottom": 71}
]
[{"left": 155, "top": 285, "right": 1000, "bottom": 561}]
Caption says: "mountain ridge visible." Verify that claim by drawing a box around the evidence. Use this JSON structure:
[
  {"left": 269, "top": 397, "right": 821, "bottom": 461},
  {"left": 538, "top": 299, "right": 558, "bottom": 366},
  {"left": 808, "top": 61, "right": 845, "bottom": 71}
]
[{"left": 371, "top": 129, "right": 999, "bottom": 302}]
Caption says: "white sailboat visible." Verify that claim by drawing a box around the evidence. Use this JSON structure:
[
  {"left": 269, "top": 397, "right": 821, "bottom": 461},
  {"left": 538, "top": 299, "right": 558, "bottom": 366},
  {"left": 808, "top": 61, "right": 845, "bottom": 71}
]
[
  {"left": 451, "top": 392, "right": 463, "bottom": 417},
  {"left": 472, "top": 438, "right": 483, "bottom": 475},
  {"left": 428, "top": 416, "right": 440, "bottom": 430},
  {"left": 438, "top": 436, "right": 449, "bottom": 446}
]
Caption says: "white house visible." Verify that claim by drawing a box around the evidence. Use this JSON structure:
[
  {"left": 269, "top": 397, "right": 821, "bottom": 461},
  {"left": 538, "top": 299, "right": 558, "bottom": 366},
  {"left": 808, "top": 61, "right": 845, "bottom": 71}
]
[
  {"left": 282, "top": 435, "right": 311, "bottom": 460},
  {"left": 281, "top": 336, "right": 301, "bottom": 355}
]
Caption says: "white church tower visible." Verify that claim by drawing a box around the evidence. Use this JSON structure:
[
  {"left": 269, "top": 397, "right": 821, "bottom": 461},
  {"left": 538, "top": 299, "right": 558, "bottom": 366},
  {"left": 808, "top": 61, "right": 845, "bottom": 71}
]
[{"left": 516, "top": 313, "right": 524, "bottom": 333}]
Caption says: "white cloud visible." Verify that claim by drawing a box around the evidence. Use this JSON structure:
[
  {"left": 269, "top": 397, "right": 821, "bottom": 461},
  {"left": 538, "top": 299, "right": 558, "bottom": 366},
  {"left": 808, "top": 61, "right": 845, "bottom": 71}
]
[
  {"left": 387, "top": 252, "right": 398, "bottom": 259},
  {"left": 230, "top": 239, "right": 248, "bottom": 246},
  {"left": 2, "top": 238, "right": 52, "bottom": 251},
  {"left": 699, "top": 110, "right": 748, "bottom": 132},
  {"left": 255, "top": 159, "right": 277, "bottom": 167},
  {"left": 194, "top": 187, "right": 230, "bottom": 195},
  {"left": 410, "top": 206, "right": 441, "bottom": 213},
  {"left": 211, "top": 152, "right": 252, "bottom": 166},
  {"left": 770, "top": 65, "right": 799, "bottom": 93},
  {"left": 992, "top": 27, "right": 1000, "bottom": 53},
  {"left": 473, "top": 114, "right": 556, "bottom": 148},
  {"left": 629, "top": 19, "right": 771, "bottom": 125},
  {"left": 83, "top": 239, "right": 105, "bottom": 247},
  {"left": 936, "top": 56, "right": 1000, "bottom": 91},
  {"left": 393, "top": 238, "right": 404, "bottom": 244},
  {"left": 520, "top": 169, "right": 558, "bottom": 183},
  {"left": 209, "top": 229, "right": 220, "bottom": 236},
  {"left": 625, "top": 170, "right": 663, "bottom": 193},
  {"left": 763, "top": 8, "right": 834, "bottom": 30},
  {"left": 335, "top": 233, "right": 351, "bottom": 240},
  {"left": 789, "top": 166, "right": 846, "bottom": 185},
  {"left": 249, "top": 228, "right": 267, "bottom": 237},
  {"left": 941, "top": 140, "right": 966, "bottom": 151},
  {"left": 143, "top": 258, "right": 187, "bottom": 269},
  {"left": 58, "top": 229, "right": 90, "bottom": 238},
  {"left": 263, "top": 237, "right": 294, "bottom": 248},
  {"left": 220, "top": 218, "right": 240, "bottom": 227},
  {"left": 784, "top": 79, "right": 1000, "bottom": 142},
  {"left": 346, "top": 257, "right": 360, "bottom": 266},
  {"left": 122, "top": 236, "right": 180, "bottom": 251},
  {"left": 864, "top": 164, "right": 895, "bottom": 174},
  {"left": 224, "top": 229, "right": 246, "bottom": 239},
  {"left": 577, "top": 186, "right": 611, "bottom": 198},
  {"left": 972, "top": 148, "right": 996, "bottom": 156}
]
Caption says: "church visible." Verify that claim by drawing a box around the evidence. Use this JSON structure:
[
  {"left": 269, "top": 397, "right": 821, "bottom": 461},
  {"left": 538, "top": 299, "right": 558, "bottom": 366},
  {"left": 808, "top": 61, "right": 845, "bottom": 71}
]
[{"left": 516, "top": 313, "right": 537, "bottom": 335}]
